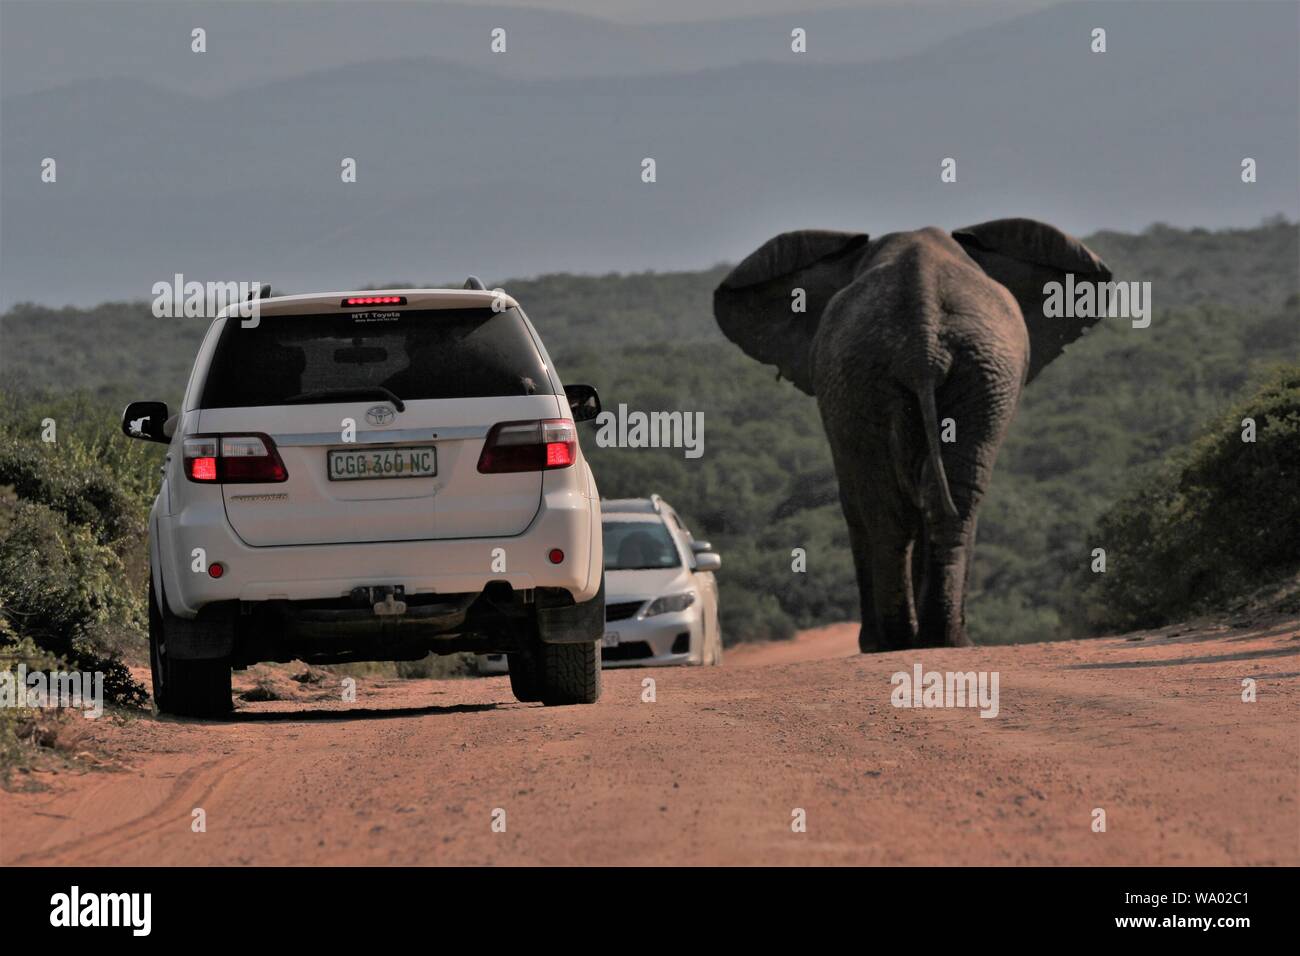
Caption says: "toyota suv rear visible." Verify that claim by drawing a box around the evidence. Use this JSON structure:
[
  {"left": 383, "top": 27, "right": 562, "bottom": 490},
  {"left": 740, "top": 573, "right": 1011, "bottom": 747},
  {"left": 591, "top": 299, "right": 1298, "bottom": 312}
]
[{"left": 123, "top": 283, "right": 605, "bottom": 716}]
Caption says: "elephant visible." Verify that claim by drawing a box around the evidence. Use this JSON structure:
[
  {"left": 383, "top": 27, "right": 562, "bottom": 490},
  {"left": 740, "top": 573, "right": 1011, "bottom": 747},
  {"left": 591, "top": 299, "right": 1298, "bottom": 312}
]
[{"left": 713, "top": 219, "right": 1112, "bottom": 651}]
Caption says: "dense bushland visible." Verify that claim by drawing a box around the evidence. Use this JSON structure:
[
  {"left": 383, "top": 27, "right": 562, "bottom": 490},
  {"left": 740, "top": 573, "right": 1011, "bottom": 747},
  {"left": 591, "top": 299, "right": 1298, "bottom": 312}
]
[
  {"left": 1076, "top": 366, "right": 1300, "bottom": 630},
  {"left": 0, "top": 220, "right": 1295, "bottom": 668}
]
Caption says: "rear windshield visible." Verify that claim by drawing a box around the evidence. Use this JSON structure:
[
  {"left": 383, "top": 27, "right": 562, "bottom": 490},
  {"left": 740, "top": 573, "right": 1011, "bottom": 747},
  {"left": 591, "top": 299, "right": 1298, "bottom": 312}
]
[
  {"left": 200, "top": 307, "right": 553, "bottom": 408},
  {"left": 604, "top": 521, "right": 682, "bottom": 571}
]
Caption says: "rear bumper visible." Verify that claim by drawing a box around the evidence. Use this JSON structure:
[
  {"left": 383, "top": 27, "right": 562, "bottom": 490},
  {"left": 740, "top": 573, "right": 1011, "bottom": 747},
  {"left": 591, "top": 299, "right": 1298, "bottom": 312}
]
[{"left": 156, "top": 485, "right": 600, "bottom": 618}]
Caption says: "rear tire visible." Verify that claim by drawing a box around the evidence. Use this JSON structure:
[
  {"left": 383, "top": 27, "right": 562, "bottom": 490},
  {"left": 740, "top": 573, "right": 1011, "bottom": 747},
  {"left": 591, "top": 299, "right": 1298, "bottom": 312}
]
[
  {"left": 539, "top": 641, "right": 601, "bottom": 706},
  {"left": 149, "top": 576, "right": 233, "bottom": 719},
  {"left": 507, "top": 646, "right": 543, "bottom": 703}
]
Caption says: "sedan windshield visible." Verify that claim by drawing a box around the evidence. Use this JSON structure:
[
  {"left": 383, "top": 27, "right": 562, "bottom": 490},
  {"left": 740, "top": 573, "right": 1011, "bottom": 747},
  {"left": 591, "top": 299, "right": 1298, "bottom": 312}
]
[{"left": 603, "top": 521, "right": 681, "bottom": 571}]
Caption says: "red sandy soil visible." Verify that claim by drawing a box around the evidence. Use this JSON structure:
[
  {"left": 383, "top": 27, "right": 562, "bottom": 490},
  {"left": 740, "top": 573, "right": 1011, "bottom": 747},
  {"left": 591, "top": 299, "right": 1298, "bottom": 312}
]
[{"left": 2, "top": 619, "right": 1297, "bottom": 865}]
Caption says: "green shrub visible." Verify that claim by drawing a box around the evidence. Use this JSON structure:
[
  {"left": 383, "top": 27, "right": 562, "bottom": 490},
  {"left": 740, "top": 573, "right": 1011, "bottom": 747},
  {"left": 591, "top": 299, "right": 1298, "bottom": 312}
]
[
  {"left": 1078, "top": 365, "right": 1300, "bottom": 630},
  {"left": 0, "top": 391, "right": 153, "bottom": 707},
  {"left": 0, "top": 501, "right": 148, "bottom": 705},
  {"left": 0, "top": 621, "right": 67, "bottom": 774},
  {"left": 0, "top": 440, "right": 144, "bottom": 545}
]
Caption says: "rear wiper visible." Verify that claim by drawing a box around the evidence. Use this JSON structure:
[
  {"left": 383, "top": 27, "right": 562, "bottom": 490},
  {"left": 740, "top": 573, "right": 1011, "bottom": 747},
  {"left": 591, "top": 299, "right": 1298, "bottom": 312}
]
[{"left": 282, "top": 387, "right": 406, "bottom": 412}]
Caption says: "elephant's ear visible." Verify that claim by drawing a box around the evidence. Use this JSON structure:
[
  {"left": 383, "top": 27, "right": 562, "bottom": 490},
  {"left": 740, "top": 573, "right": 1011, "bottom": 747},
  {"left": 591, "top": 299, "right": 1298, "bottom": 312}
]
[
  {"left": 714, "top": 230, "right": 869, "bottom": 395},
  {"left": 952, "top": 218, "right": 1108, "bottom": 278},
  {"left": 953, "top": 218, "right": 1113, "bottom": 383}
]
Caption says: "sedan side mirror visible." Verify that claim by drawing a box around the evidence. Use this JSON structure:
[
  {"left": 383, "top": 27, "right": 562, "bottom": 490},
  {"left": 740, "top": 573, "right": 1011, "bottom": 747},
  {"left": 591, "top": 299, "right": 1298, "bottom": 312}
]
[
  {"left": 689, "top": 540, "right": 714, "bottom": 554},
  {"left": 693, "top": 552, "right": 721, "bottom": 572},
  {"left": 564, "top": 383, "right": 602, "bottom": 423},
  {"left": 121, "top": 401, "right": 170, "bottom": 443}
]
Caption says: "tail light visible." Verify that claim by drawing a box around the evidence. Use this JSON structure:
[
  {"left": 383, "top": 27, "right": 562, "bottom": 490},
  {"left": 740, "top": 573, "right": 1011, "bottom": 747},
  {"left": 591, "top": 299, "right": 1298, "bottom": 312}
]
[
  {"left": 342, "top": 295, "right": 406, "bottom": 306},
  {"left": 477, "top": 420, "right": 577, "bottom": 474},
  {"left": 183, "top": 434, "right": 288, "bottom": 483}
]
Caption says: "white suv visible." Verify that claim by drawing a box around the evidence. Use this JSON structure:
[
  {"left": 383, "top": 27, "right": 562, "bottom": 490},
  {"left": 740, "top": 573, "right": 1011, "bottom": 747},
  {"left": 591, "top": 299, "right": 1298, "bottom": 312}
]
[{"left": 123, "top": 283, "right": 605, "bottom": 716}]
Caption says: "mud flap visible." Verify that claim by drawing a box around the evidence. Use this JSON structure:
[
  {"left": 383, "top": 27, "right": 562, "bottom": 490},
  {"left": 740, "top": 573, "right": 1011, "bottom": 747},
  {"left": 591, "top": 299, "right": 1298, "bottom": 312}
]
[
  {"left": 166, "top": 601, "right": 237, "bottom": 661},
  {"left": 536, "top": 576, "right": 605, "bottom": 645}
]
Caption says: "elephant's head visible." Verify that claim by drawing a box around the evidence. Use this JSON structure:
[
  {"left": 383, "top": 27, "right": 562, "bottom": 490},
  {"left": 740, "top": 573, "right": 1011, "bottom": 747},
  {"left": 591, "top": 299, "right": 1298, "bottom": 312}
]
[
  {"left": 713, "top": 230, "right": 870, "bottom": 395},
  {"left": 952, "top": 218, "right": 1112, "bottom": 383}
]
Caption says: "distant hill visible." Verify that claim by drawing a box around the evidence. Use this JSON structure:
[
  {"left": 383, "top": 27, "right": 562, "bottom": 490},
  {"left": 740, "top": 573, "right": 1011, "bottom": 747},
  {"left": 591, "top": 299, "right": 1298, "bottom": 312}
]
[
  {"left": 0, "top": 1, "right": 1043, "bottom": 95},
  {"left": 3, "top": 220, "right": 1297, "bottom": 644},
  {"left": 2, "top": 1, "right": 1296, "bottom": 306}
]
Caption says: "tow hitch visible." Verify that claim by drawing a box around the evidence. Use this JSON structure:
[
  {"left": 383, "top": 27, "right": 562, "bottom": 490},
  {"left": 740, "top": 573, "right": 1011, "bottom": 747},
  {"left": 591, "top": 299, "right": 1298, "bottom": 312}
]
[{"left": 350, "top": 585, "right": 407, "bottom": 617}]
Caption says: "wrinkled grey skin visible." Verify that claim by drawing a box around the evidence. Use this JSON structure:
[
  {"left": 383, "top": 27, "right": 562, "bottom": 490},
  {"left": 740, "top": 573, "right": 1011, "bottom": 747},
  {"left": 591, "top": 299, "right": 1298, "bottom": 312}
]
[{"left": 714, "top": 219, "right": 1111, "bottom": 650}]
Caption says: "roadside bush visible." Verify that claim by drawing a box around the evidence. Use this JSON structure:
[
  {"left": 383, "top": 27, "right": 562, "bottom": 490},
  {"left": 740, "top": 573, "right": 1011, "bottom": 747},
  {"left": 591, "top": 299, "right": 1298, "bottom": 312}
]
[
  {"left": 720, "top": 590, "right": 796, "bottom": 644},
  {"left": 0, "top": 620, "right": 67, "bottom": 774},
  {"left": 0, "top": 440, "right": 144, "bottom": 545},
  {"left": 0, "top": 501, "right": 147, "bottom": 706},
  {"left": 1076, "top": 365, "right": 1300, "bottom": 631},
  {"left": 0, "top": 392, "right": 152, "bottom": 708}
]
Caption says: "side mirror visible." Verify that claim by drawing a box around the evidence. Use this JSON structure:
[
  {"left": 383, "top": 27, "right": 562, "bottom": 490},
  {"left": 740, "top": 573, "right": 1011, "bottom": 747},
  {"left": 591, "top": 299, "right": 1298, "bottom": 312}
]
[
  {"left": 689, "top": 540, "right": 714, "bottom": 554},
  {"left": 121, "top": 401, "right": 170, "bottom": 443},
  {"left": 564, "top": 383, "right": 601, "bottom": 423},
  {"left": 693, "top": 552, "right": 721, "bottom": 572}
]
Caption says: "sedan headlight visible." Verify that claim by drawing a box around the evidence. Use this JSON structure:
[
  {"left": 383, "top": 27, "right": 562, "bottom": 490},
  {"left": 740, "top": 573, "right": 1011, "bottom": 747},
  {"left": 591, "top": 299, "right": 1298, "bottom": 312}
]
[{"left": 643, "top": 591, "right": 696, "bottom": 616}]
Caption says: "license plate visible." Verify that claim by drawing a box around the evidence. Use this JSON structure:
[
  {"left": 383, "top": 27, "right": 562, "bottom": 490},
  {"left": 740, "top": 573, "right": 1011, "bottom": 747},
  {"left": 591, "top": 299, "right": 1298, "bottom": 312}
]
[
  {"left": 327, "top": 446, "right": 437, "bottom": 481},
  {"left": 601, "top": 632, "right": 621, "bottom": 648}
]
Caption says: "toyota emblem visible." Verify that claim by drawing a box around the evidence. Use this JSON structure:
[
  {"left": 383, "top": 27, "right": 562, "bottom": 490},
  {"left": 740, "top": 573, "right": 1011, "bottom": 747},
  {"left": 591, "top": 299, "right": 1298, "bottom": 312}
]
[{"left": 365, "top": 405, "right": 396, "bottom": 426}]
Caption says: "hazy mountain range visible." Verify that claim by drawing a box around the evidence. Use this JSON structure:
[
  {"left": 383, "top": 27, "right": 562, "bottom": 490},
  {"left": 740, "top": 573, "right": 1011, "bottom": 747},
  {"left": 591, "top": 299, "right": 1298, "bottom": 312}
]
[
  {"left": 0, "top": 1, "right": 1049, "bottom": 94},
  {"left": 1, "top": 0, "right": 1296, "bottom": 307}
]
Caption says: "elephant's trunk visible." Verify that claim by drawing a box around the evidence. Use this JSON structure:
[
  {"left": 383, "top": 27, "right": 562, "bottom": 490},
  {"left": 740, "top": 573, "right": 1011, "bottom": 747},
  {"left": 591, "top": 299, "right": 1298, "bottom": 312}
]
[{"left": 918, "top": 383, "right": 959, "bottom": 519}]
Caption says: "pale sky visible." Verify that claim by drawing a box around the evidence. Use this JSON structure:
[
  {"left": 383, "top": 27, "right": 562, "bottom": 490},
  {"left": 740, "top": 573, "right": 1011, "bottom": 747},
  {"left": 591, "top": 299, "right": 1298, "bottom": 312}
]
[
  {"left": 502, "top": 0, "right": 936, "bottom": 22},
  {"left": 231, "top": 0, "right": 1054, "bottom": 25}
]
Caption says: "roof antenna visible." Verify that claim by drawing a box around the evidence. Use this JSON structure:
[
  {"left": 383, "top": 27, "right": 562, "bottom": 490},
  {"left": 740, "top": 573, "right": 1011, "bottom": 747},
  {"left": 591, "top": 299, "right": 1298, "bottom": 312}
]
[{"left": 464, "top": 275, "right": 487, "bottom": 290}]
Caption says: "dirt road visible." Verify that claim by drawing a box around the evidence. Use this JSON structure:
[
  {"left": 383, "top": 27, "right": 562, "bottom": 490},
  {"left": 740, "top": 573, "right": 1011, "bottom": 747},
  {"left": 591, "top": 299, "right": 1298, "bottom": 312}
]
[{"left": 3, "top": 619, "right": 1297, "bottom": 865}]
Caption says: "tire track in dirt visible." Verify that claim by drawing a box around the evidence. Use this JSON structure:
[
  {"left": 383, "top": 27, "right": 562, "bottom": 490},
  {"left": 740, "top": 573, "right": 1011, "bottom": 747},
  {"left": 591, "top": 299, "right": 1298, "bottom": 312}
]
[
  {"left": 3, "top": 754, "right": 255, "bottom": 865},
  {"left": 2, "top": 618, "right": 1296, "bottom": 865}
]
